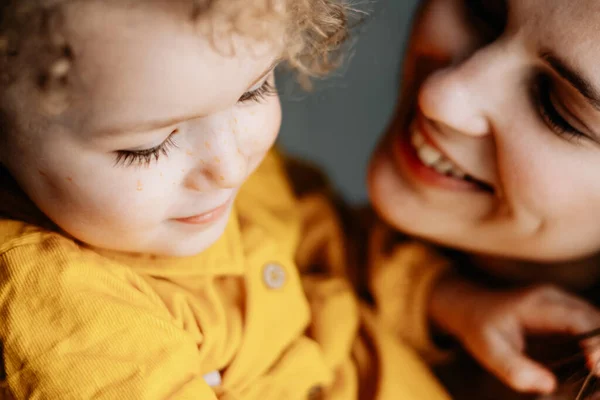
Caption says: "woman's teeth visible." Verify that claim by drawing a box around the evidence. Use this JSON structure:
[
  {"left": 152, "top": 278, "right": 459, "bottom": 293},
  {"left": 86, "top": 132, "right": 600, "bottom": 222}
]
[
  {"left": 409, "top": 125, "right": 495, "bottom": 193},
  {"left": 410, "top": 128, "right": 466, "bottom": 179}
]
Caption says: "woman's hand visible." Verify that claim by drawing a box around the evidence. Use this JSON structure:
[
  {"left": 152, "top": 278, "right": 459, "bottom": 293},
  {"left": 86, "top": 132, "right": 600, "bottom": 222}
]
[{"left": 430, "top": 277, "right": 600, "bottom": 394}]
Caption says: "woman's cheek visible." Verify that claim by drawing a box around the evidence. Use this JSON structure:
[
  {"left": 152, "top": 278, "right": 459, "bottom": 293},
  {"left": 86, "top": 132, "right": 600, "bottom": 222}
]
[{"left": 501, "top": 140, "right": 591, "bottom": 221}]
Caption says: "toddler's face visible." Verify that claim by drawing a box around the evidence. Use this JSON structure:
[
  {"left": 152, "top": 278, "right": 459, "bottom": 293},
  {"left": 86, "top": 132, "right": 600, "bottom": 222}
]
[
  {"left": 369, "top": 0, "right": 600, "bottom": 261},
  {"left": 1, "top": 1, "right": 282, "bottom": 256}
]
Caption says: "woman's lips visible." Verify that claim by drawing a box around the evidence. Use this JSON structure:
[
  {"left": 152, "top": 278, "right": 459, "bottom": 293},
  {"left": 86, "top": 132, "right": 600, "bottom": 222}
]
[
  {"left": 392, "top": 116, "right": 493, "bottom": 193},
  {"left": 173, "top": 199, "right": 232, "bottom": 225}
]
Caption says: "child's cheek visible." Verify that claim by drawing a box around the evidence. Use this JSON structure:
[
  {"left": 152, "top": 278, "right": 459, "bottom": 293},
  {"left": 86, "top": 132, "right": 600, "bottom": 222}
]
[
  {"left": 234, "top": 98, "right": 281, "bottom": 156},
  {"left": 63, "top": 167, "right": 172, "bottom": 228}
]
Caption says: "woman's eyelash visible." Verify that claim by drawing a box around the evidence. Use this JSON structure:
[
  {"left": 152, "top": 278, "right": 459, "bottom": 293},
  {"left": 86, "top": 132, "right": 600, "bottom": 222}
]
[
  {"left": 238, "top": 80, "right": 277, "bottom": 103},
  {"left": 533, "top": 74, "right": 584, "bottom": 142},
  {"left": 114, "top": 131, "right": 178, "bottom": 168}
]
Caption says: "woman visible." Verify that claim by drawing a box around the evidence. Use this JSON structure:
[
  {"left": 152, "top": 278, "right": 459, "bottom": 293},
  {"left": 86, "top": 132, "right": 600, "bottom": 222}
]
[{"left": 368, "top": 0, "right": 600, "bottom": 396}]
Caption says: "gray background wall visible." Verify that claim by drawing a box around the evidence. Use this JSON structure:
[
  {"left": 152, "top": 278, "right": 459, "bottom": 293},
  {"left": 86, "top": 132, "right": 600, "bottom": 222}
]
[{"left": 277, "top": 0, "right": 420, "bottom": 204}]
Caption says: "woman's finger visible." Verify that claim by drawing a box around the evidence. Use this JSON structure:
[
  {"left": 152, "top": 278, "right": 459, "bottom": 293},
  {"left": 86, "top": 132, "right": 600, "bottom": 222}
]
[
  {"left": 465, "top": 327, "right": 557, "bottom": 394},
  {"left": 519, "top": 294, "right": 600, "bottom": 335}
]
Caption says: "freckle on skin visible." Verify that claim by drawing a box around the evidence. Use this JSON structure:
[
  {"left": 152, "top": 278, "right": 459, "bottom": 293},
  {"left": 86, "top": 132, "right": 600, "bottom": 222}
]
[
  {"left": 137, "top": 180, "right": 143, "bottom": 191},
  {"left": 160, "top": 172, "right": 163, "bottom": 177},
  {"left": 65, "top": 177, "right": 73, "bottom": 183}
]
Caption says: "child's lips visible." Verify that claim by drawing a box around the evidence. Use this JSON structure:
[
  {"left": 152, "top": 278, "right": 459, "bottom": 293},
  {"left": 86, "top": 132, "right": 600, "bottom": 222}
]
[{"left": 174, "top": 198, "right": 232, "bottom": 225}]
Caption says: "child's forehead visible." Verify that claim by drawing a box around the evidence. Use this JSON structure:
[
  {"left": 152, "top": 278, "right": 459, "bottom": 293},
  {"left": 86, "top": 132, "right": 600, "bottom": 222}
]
[
  {"left": 62, "top": 1, "right": 280, "bottom": 135},
  {"left": 62, "top": 0, "right": 288, "bottom": 36},
  {"left": 63, "top": 0, "right": 283, "bottom": 79}
]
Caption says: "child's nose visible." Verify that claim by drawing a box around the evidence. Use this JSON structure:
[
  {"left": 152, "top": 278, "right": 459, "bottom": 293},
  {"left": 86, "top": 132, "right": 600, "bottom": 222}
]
[
  {"left": 204, "top": 148, "right": 247, "bottom": 189},
  {"left": 184, "top": 137, "right": 248, "bottom": 191}
]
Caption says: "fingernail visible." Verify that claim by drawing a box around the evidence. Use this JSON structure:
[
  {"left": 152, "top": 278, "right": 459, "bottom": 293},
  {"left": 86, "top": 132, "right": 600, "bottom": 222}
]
[
  {"left": 520, "top": 369, "right": 555, "bottom": 393},
  {"left": 536, "top": 374, "right": 556, "bottom": 394}
]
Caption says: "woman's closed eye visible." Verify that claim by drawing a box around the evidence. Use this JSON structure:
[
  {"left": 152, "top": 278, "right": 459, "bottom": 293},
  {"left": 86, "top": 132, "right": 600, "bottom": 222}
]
[{"left": 532, "top": 74, "right": 592, "bottom": 143}]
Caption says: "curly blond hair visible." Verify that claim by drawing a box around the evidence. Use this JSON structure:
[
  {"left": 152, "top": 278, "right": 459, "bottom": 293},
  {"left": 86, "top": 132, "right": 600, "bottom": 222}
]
[
  {"left": 0, "top": 0, "right": 350, "bottom": 92},
  {"left": 0, "top": 0, "right": 353, "bottom": 226}
]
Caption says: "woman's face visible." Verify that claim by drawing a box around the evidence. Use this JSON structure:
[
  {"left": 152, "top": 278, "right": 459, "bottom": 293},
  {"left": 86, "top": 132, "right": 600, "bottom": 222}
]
[{"left": 369, "top": 0, "right": 600, "bottom": 262}]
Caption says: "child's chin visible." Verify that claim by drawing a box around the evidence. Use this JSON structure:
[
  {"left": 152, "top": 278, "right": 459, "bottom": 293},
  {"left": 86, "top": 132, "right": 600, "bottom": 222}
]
[
  {"left": 167, "top": 227, "right": 228, "bottom": 257},
  {"left": 164, "top": 242, "right": 216, "bottom": 258}
]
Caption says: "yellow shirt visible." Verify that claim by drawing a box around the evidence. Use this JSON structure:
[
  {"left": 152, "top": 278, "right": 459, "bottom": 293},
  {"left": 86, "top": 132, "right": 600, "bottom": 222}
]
[{"left": 0, "top": 151, "right": 450, "bottom": 400}]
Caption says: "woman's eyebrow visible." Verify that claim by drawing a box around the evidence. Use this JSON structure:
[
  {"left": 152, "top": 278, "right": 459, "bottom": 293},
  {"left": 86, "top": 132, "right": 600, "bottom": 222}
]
[{"left": 541, "top": 50, "right": 600, "bottom": 111}]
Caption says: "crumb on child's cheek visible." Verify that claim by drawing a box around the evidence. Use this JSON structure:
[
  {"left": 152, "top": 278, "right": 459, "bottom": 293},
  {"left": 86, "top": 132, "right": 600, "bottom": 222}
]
[
  {"left": 37, "top": 169, "right": 47, "bottom": 177},
  {"left": 204, "top": 141, "right": 211, "bottom": 150},
  {"left": 65, "top": 177, "right": 73, "bottom": 183},
  {"left": 230, "top": 118, "right": 239, "bottom": 133},
  {"left": 186, "top": 150, "right": 194, "bottom": 157},
  {"left": 136, "top": 180, "right": 143, "bottom": 191},
  {"left": 214, "top": 157, "right": 221, "bottom": 164}
]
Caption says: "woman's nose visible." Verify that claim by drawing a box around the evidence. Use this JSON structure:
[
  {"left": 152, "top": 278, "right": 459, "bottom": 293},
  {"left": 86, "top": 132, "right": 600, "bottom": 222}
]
[
  {"left": 418, "top": 63, "right": 491, "bottom": 138},
  {"left": 417, "top": 40, "right": 520, "bottom": 139}
]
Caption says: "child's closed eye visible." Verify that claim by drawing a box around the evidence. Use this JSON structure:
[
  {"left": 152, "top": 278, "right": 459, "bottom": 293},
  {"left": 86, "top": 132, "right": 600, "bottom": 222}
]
[
  {"left": 113, "top": 75, "right": 276, "bottom": 168},
  {"left": 114, "top": 130, "right": 179, "bottom": 168},
  {"left": 238, "top": 79, "right": 277, "bottom": 103}
]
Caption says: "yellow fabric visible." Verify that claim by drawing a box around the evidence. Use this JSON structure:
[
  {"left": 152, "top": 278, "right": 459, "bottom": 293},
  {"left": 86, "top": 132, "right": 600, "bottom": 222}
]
[{"left": 0, "top": 151, "right": 451, "bottom": 400}]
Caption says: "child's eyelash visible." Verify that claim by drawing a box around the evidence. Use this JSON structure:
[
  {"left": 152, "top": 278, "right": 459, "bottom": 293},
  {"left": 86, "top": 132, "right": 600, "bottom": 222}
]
[
  {"left": 113, "top": 81, "right": 275, "bottom": 168},
  {"left": 114, "top": 133, "right": 178, "bottom": 168},
  {"left": 238, "top": 80, "right": 277, "bottom": 103}
]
